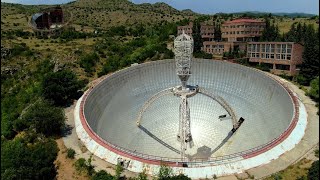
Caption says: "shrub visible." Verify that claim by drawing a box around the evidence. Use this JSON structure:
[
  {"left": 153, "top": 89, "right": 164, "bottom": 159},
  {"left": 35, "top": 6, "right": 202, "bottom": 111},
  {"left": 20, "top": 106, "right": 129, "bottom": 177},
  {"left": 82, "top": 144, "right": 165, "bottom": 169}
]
[
  {"left": 158, "top": 164, "right": 173, "bottom": 180},
  {"left": 66, "top": 148, "right": 76, "bottom": 159},
  {"left": 79, "top": 52, "right": 100, "bottom": 73},
  {"left": 308, "top": 160, "right": 319, "bottom": 180},
  {"left": 92, "top": 170, "right": 114, "bottom": 180},
  {"left": 306, "top": 77, "right": 319, "bottom": 102}
]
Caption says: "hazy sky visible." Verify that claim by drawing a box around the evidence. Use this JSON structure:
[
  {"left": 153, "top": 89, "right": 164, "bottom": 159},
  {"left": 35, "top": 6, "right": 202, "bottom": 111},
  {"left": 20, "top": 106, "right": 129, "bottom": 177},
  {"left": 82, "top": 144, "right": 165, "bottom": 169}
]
[{"left": 1, "top": 0, "right": 319, "bottom": 15}]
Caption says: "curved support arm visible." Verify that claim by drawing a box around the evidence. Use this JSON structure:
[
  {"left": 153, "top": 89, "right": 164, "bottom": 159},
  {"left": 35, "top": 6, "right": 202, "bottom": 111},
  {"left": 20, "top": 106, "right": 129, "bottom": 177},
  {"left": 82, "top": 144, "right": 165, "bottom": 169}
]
[
  {"left": 198, "top": 88, "right": 238, "bottom": 129},
  {"left": 136, "top": 88, "right": 174, "bottom": 126}
]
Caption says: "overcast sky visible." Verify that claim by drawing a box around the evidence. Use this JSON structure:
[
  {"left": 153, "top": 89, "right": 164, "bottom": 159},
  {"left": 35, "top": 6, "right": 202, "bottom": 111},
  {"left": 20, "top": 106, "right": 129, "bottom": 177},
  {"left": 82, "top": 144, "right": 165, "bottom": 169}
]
[{"left": 1, "top": 0, "right": 319, "bottom": 15}]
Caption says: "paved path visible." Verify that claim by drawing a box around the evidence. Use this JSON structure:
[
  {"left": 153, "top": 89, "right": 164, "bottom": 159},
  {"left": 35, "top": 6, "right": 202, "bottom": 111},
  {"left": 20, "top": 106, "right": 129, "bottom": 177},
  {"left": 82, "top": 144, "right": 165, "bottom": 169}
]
[{"left": 62, "top": 72, "right": 319, "bottom": 180}]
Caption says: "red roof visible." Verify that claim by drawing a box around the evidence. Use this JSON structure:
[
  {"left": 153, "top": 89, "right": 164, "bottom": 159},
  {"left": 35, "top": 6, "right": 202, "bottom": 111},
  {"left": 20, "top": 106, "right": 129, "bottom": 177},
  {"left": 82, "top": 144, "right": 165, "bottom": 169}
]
[{"left": 224, "top": 18, "right": 264, "bottom": 24}]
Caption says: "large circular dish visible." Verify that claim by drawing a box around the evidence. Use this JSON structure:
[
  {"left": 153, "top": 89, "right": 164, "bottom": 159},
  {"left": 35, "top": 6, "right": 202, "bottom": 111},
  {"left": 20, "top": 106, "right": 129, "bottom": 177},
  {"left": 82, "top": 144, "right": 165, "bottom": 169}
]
[{"left": 80, "top": 59, "right": 299, "bottom": 165}]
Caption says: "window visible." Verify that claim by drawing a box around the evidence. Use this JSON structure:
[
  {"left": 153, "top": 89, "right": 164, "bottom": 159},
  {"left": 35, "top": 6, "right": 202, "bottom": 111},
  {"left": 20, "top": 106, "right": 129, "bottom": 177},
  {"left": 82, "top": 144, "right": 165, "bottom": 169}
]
[
  {"left": 286, "top": 54, "right": 291, "bottom": 60},
  {"left": 276, "top": 44, "right": 281, "bottom": 53},
  {"left": 281, "top": 44, "right": 286, "bottom": 53},
  {"left": 261, "top": 53, "right": 265, "bottom": 58},
  {"left": 276, "top": 64, "right": 290, "bottom": 70},
  {"left": 252, "top": 44, "right": 256, "bottom": 52},
  {"left": 257, "top": 44, "right": 260, "bottom": 51},
  {"left": 261, "top": 44, "right": 266, "bottom": 52},
  {"left": 256, "top": 53, "right": 260, "bottom": 58},
  {"left": 266, "top": 54, "right": 270, "bottom": 59},
  {"left": 276, "top": 54, "right": 281, "bottom": 59},
  {"left": 271, "top": 54, "right": 274, "bottom": 59},
  {"left": 287, "top": 48, "right": 291, "bottom": 53},
  {"left": 206, "top": 45, "right": 210, "bottom": 48},
  {"left": 271, "top": 44, "right": 275, "bottom": 52},
  {"left": 266, "top": 44, "right": 270, "bottom": 52},
  {"left": 281, "top": 54, "right": 286, "bottom": 59},
  {"left": 251, "top": 53, "right": 255, "bottom": 58}
]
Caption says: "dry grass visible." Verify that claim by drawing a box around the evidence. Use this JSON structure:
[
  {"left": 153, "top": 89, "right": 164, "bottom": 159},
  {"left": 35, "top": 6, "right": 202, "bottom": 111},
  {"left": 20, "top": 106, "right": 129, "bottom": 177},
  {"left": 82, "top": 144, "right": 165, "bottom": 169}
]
[
  {"left": 55, "top": 139, "right": 90, "bottom": 180},
  {"left": 264, "top": 158, "right": 313, "bottom": 180},
  {"left": 274, "top": 17, "right": 318, "bottom": 34}
]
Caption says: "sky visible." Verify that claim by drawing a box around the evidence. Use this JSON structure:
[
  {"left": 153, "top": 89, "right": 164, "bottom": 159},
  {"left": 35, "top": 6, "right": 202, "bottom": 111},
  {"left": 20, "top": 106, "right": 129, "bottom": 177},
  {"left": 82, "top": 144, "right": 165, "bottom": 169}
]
[{"left": 1, "top": 0, "right": 319, "bottom": 15}]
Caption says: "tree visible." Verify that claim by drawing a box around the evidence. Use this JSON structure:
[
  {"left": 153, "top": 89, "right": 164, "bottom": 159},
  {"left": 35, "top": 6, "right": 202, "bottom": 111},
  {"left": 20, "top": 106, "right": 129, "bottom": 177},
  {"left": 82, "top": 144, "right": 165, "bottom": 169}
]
[
  {"left": 135, "top": 169, "right": 148, "bottom": 180},
  {"left": 308, "top": 160, "right": 319, "bottom": 180},
  {"left": 14, "top": 99, "right": 65, "bottom": 136},
  {"left": 192, "top": 20, "right": 203, "bottom": 53},
  {"left": 92, "top": 170, "right": 114, "bottom": 180},
  {"left": 260, "top": 17, "right": 281, "bottom": 41},
  {"left": 299, "top": 25, "right": 319, "bottom": 85},
  {"left": 158, "top": 164, "right": 173, "bottom": 180},
  {"left": 115, "top": 163, "right": 124, "bottom": 180},
  {"left": 42, "top": 69, "right": 84, "bottom": 106},
  {"left": 214, "top": 23, "right": 221, "bottom": 41},
  {"left": 1, "top": 135, "right": 58, "bottom": 180}
]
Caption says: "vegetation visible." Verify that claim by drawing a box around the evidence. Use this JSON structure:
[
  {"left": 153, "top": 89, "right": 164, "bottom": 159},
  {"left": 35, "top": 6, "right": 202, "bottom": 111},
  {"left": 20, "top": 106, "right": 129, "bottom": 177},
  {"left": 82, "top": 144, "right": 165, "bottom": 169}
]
[
  {"left": 308, "top": 160, "right": 319, "bottom": 180},
  {"left": 1, "top": 132, "right": 59, "bottom": 180},
  {"left": 42, "top": 69, "right": 84, "bottom": 106},
  {"left": 92, "top": 170, "right": 114, "bottom": 180},
  {"left": 115, "top": 163, "right": 124, "bottom": 180},
  {"left": 66, "top": 148, "right": 76, "bottom": 159},
  {"left": 260, "top": 17, "right": 281, "bottom": 41},
  {"left": 79, "top": 52, "right": 100, "bottom": 75},
  {"left": 74, "top": 156, "right": 95, "bottom": 176},
  {"left": 14, "top": 99, "right": 65, "bottom": 136}
]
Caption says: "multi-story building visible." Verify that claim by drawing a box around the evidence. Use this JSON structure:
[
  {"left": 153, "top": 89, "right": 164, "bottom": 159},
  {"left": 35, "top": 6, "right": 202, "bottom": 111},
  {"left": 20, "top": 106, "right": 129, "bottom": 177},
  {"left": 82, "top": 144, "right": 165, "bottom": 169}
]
[
  {"left": 177, "top": 22, "right": 215, "bottom": 40},
  {"left": 247, "top": 42, "right": 304, "bottom": 76},
  {"left": 200, "top": 24, "right": 215, "bottom": 41},
  {"left": 177, "top": 22, "right": 193, "bottom": 36},
  {"left": 221, "top": 18, "right": 266, "bottom": 42}
]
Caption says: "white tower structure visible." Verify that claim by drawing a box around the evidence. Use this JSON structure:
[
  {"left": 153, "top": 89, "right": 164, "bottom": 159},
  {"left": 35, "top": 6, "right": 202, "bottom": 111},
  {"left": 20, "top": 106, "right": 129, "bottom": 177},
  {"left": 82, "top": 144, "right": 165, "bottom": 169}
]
[
  {"left": 174, "top": 31, "right": 194, "bottom": 159},
  {"left": 174, "top": 31, "right": 193, "bottom": 90}
]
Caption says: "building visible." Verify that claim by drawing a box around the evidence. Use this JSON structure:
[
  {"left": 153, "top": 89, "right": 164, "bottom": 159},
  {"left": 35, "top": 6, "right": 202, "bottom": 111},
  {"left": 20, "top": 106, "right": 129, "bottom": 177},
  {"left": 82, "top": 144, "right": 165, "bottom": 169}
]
[
  {"left": 200, "top": 24, "right": 215, "bottom": 41},
  {"left": 247, "top": 42, "right": 304, "bottom": 75},
  {"left": 177, "top": 22, "right": 214, "bottom": 40},
  {"left": 221, "top": 18, "right": 266, "bottom": 42},
  {"left": 202, "top": 41, "right": 246, "bottom": 55},
  {"left": 177, "top": 22, "right": 193, "bottom": 36},
  {"left": 31, "top": 6, "right": 64, "bottom": 30}
]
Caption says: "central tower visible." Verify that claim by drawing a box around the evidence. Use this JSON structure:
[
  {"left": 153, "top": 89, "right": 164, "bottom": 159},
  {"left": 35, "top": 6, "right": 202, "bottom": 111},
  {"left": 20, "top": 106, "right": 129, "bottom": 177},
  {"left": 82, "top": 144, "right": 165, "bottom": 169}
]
[{"left": 174, "top": 31, "right": 195, "bottom": 159}]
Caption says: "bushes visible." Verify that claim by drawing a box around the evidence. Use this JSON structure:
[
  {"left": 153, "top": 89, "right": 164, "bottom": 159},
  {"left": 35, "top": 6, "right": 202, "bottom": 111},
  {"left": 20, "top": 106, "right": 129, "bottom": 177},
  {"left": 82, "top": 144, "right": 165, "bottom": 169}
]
[
  {"left": 79, "top": 52, "right": 100, "bottom": 74},
  {"left": 66, "top": 148, "right": 76, "bottom": 159},
  {"left": 308, "top": 160, "right": 319, "bottom": 180},
  {"left": 194, "top": 51, "right": 212, "bottom": 59},
  {"left": 92, "top": 170, "right": 113, "bottom": 180},
  {"left": 306, "top": 77, "right": 319, "bottom": 102},
  {"left": 74, "top": 157, "right": 95, "bottom": 176}
]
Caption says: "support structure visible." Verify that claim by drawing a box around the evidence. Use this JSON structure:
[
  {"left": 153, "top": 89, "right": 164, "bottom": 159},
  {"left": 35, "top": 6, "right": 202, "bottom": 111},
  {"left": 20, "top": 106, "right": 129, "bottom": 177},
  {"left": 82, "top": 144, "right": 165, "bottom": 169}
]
[{"left": 174, "top": 31, "right": 195, "bottom": 159}]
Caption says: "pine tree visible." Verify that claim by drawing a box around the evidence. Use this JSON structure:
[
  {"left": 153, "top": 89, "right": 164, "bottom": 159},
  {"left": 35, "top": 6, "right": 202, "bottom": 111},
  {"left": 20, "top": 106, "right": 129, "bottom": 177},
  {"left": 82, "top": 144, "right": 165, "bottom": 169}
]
[
  {"left": 299, "top": 25, "right": 319, "bottom": 85},
  {"left": 214, "top": 24, "right": 222, "bottom": 41},
  {"left": 192, "top": 20, "right": 203, "bottom": 53}
]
